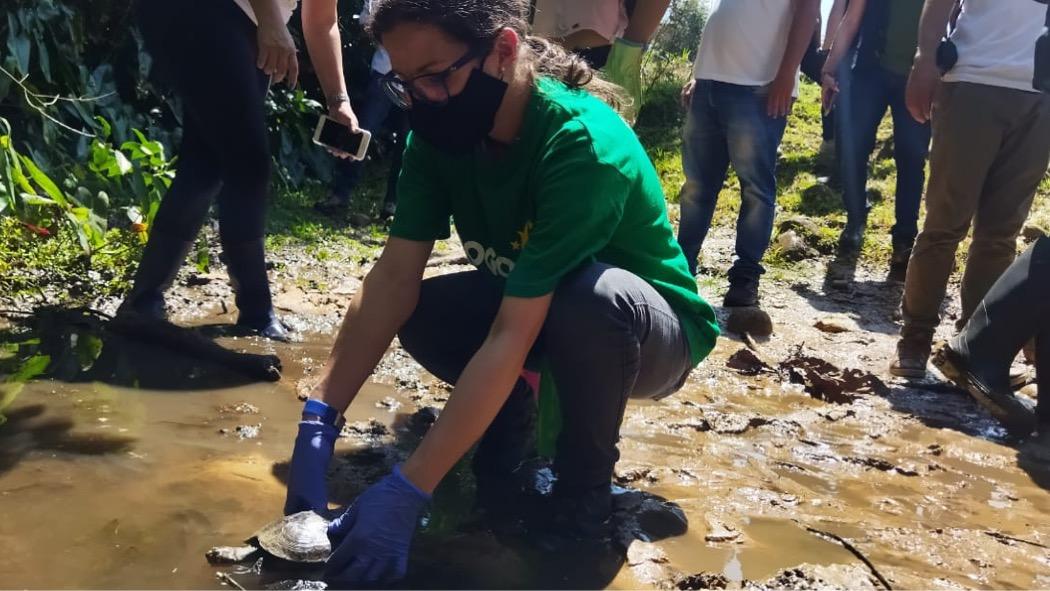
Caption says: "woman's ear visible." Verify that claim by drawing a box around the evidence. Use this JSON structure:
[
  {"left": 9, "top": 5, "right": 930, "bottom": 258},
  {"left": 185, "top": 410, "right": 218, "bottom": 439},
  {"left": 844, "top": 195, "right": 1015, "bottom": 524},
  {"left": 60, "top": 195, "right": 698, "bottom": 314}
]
[{"left": 486, "top": 27, "right": 520, "bottom": 80}]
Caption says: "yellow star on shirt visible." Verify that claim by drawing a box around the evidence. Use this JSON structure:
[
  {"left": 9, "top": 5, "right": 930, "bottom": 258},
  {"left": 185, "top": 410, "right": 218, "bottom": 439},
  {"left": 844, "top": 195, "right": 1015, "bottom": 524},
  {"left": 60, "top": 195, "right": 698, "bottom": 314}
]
[{"left": 512, "top": 221, "right": 534, "bottom": 251}]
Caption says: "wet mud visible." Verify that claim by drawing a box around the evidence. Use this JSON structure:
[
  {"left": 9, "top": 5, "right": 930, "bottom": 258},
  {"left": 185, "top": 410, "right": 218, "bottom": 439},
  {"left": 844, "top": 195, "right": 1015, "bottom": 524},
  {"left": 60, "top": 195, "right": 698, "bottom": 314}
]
[{"left": 1, "top": 232, "right": 1049, "bottom": 589}]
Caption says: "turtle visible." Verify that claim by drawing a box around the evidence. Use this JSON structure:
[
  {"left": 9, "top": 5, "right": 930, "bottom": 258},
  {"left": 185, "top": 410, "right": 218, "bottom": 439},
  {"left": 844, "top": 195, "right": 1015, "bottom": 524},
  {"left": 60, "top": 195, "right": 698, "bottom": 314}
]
[{"left": 207, "top": 511, "right": 332, "bottom": 565}]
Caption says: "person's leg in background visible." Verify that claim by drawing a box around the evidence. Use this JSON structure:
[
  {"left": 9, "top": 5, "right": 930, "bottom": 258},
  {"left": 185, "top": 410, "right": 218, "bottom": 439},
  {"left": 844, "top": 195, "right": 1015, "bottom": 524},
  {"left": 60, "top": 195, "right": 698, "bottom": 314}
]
[
  {"left": 119, "top": 117, "right": 223, "bottom": 318},
  {"left": 173, "top": 0, "right": 287, "bottom": 339},
  {"left": 933, "top": 237, "right": 1049, "bottom": 436},
  {"left": 677, "top": 80, "right": 731, "bottom": 277},
  {"left": 542, "top": 263, "right": 692, "bottom": 535},
  {"left": 830, "top": 51, "right": 855, "bottom": 199},
  {"left": 318, "top": 71, "right": 396, "bottom": 214},
  {"left": 895, "top": 83, "right": 1005, "bottom": 377},
  {"left": 958, "top": 90, "right": 1050, "bottom": 324},
  {"left": 887, "top": 70, "right": 931, "bottom": 278},
  {"left": 716, "top": 82, "right": 787, "bottom": 307},
  {"left": 838, "top": 65, "right": 890, "bottom": 254}
]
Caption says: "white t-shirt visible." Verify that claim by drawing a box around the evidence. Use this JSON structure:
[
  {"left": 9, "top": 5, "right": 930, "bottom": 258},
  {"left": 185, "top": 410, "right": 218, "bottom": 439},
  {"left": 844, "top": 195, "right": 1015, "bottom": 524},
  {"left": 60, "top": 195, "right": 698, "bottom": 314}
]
[
  {"left": 233, "top": 0, "right": 298, "bottom": 25},
  {"left": 944, "top": 0, "right": 1047, "bottom": 92},
  {"left": 692, "top": 0, "right": 800, "bottom": 95},
  {"left": 531, "top": 0, "right": 628, "bottom": 44}
]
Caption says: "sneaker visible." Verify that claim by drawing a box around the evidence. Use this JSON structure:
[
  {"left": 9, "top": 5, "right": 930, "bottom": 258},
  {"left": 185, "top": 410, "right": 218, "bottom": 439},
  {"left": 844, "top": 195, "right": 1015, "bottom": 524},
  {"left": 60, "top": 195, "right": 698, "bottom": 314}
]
[
  {"left": 932, "top": 343, "right": 1038, "bottom": 436},
  {"left": 724, "top": 277, "right": 760, "bottom": 308},
  {"left": 890, "top": 337, "right": 931, "bottom": 378}
]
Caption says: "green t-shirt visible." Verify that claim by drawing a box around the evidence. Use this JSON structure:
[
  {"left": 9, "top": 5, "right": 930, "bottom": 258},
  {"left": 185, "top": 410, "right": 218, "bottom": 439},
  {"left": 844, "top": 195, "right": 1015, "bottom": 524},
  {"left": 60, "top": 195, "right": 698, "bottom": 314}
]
[
  {"left": 390, "top": 77, "right": 718, "bottom": 366},
  {"left": 881, "top": 0, "right": 924, "bottom": 75}
]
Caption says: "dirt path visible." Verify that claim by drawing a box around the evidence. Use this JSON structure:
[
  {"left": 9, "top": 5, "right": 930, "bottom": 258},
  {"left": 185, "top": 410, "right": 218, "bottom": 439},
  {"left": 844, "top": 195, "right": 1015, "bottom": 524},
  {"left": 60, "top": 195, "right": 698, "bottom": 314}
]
[{"left": 2, "top": 222, "right": 1048, "bottom": 589}]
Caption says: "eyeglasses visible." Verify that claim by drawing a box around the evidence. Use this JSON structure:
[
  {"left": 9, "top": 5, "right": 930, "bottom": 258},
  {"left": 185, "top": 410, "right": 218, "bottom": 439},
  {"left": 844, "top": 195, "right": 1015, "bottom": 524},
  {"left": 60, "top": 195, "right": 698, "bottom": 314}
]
[{"left": 380, "top": 48, "right": 484, "bottom": 109}]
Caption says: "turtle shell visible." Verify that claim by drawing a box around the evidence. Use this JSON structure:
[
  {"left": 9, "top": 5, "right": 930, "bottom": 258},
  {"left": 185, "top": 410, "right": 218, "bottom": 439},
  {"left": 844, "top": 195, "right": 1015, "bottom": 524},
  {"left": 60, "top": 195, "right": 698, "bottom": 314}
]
[{"left": 249, "top": 511, "right": 332, "bottom": 563}]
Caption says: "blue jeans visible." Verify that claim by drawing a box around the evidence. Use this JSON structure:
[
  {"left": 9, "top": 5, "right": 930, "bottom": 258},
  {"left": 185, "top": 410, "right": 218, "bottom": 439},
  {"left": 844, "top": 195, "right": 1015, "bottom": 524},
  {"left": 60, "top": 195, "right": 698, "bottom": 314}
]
[
  {"left": 842, "top": 65, "right": 931, "bottom": 247},
  {"left": 677, "top": 80, "right": 788, "bottom": 279},
  {"left": 331, "top": 70, "right": 405, "bottom": 204}
]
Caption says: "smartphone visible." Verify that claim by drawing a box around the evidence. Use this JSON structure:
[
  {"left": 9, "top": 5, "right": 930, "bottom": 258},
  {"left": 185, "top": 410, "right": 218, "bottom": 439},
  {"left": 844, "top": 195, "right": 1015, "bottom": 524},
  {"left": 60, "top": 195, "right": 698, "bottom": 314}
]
[{"left": 313, "top": 115, "right": 371, "bottom": 161}]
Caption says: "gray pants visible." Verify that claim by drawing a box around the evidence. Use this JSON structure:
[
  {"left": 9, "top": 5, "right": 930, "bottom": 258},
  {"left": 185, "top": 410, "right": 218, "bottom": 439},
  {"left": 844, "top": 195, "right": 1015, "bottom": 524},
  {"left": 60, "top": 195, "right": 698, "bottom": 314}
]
[{"left": 397, "top": 262, "right": 693, "bottom": 493}]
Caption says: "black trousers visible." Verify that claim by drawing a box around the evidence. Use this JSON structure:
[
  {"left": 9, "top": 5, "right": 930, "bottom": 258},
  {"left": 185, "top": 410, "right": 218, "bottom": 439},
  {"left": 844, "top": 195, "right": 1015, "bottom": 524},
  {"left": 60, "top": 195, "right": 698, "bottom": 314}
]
[
  {"left": 137, "top": 0, "right": 272, "bottom": 244},
  {"left": 397, "top": 263, "right": 693, "bottom": 493}
]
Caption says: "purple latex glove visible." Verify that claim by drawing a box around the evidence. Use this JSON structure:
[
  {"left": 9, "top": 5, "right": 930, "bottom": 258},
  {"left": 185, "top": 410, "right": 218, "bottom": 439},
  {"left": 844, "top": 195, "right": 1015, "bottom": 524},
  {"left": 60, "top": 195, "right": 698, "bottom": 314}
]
[
  {"left": 324, "top": 465, "right": 430, "bottom": 586},
  {"left": 283, "top": 419, "right": 339, "bottom": 515}
]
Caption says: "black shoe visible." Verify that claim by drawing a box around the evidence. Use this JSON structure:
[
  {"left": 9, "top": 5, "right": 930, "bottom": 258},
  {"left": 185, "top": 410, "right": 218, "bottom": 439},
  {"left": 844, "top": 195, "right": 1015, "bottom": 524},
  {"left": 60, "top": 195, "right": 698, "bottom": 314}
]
[
  {"left": 723, "top": 277, "right": 760, "bottom": 308},
  {"left": 837, "top": 225, "right": 864, "bottom": 255},
  {"left": 117, "top": 232, "right": 194, "bottom": 320},
  {"left": 933, "top": 343, "right": 1037, "bottom": 436},
  {"left": 222, "top": 239, "right": 290, "bottom": 342},
  {"left": 889, "top": 243, "right": 912, "bottom": 281}
]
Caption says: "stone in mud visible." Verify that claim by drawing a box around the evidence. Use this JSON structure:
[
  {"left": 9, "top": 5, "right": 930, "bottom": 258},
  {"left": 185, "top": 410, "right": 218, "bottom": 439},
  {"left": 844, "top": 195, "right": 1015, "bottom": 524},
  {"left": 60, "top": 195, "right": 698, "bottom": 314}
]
[
  {"left": 626, "top": 541, "right": 675, "bottom": 585},
  {"left": 235, "top": 424, "right": 261, "bottom": 440},
  {"left": 814, "top": 317, "right": 852, "bottom": 334},
  {"left": 340, "top": 418, "right": 388, "bottom": 440},
  {"left": 704, "top": 515, "right": 741, "bottom": 543},
  {"left": 675, "top": 572, "right": 730, "bottom": 590},
  {"left": 778, "top": 215, "right": 823, "bottom": 241},
  {"left": 725, "top": 306, "right": 774, "bottom": 338},
  {"left": 776, "top": 230, "right": 817, "bottom": 261}
]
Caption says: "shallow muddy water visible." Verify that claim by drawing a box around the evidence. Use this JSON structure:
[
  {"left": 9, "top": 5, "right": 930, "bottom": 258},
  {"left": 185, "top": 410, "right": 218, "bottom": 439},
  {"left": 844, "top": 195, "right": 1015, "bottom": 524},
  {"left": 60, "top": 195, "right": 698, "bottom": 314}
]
[{"left": 1, "top": 290, "right": 1050, "bottom": 589}]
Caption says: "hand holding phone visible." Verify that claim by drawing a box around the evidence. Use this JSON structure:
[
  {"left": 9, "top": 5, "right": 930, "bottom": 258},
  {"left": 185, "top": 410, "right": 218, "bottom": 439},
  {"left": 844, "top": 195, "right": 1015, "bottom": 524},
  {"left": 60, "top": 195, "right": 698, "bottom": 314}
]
[{"left": 313, "top": 115, "right": 371, "bottom": 161}]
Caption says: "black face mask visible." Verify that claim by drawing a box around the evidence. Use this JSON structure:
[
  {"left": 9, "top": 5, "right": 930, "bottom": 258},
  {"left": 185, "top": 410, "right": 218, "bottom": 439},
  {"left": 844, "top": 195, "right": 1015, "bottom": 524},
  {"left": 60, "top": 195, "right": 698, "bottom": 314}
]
[{"left": 408, "top": 68, "right": 508, "bottom": 155}]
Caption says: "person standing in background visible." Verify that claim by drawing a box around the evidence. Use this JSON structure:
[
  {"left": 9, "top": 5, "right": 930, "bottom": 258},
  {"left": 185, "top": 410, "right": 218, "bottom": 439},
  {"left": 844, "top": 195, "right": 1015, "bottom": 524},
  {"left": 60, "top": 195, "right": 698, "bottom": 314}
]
[
  {"left": 315, "top": 0, "right": 408, "bottom": 221},
  {"left": 122, "top": 0, "right": 359, "bottom": 341},
  {"left": 822, "top": 0, "right": 931, "bottom": 280},
  {"left": 891, "top": 0, "right": 1050, "bottom": 378},
  {"left": 676, "top": 0, "right": 819, "bottom": 312},
  {"left": 531, "top": 0, "right": 671, "bottom": 120}
]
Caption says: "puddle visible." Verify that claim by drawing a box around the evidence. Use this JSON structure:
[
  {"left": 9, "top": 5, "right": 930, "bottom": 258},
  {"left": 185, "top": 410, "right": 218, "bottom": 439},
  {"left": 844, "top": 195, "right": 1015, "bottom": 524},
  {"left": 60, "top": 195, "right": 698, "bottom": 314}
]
[{"left": 2, "top": 306, "right": 1050, "bottom": 590}]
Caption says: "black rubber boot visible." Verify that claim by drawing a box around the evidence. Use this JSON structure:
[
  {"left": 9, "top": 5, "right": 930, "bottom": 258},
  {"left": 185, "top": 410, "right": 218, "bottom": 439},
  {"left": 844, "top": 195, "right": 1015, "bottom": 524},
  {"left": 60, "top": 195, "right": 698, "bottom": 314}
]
[
  {"left": 222, "top": 239, "right": 290, "bottom": 342},
  {"left": 932, "top": 237, "right": 1049, "bottom": 436},
  {"left": 117, "top": 232, "right": 194, "bottom": 319},
  {"left": 472, "top": 377, "right": 537, "bottom": 479}
]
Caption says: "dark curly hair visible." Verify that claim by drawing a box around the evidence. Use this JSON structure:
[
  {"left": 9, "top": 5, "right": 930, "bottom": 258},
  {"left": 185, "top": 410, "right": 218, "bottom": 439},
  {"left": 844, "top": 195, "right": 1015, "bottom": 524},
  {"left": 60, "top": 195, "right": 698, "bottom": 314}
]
[{"left": 369, "top": 0, "right": 624, "bottom": 110}]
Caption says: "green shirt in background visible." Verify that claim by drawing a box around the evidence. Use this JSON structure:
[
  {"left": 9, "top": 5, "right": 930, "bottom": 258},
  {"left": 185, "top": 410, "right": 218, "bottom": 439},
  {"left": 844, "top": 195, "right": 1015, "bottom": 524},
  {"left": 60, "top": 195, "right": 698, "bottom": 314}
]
[
  {"left": 390, "top": 77, "right": 719, "bottom": 366},
  {"left": 881, "top": 0, "right": 925, "bottom": 75}
]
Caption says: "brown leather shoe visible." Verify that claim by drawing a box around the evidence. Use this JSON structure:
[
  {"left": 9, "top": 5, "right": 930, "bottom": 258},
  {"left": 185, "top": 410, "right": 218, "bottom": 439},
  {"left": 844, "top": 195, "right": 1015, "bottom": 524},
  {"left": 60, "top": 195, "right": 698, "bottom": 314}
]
[{"left": 890, "top": 337, "right": 930, "bottom": 378}]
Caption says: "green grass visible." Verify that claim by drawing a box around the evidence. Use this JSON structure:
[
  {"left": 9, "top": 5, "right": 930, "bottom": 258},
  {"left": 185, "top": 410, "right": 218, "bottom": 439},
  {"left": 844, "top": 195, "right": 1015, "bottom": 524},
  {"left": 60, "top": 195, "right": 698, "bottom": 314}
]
[{"left": 635, "top": 56, "right": 1050, "bottom": 272}]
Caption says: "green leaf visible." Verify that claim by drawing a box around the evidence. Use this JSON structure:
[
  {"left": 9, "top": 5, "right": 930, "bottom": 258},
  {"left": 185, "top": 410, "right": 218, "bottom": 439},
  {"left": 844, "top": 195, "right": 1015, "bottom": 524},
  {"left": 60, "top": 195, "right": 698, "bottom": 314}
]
[
  {"left": 19, "top": 154, "right": 68, "bottom": 207},
  {"left": 36, "top": 36, "right": 51, "bottom": 83},
  {"left": 12, "top": 354, "right": 50, "bottom": 382},
  {"left": 6, "top": 16, "right": 30, "bottom": 75},
  {"left": 94, "top": 116, "right": 112, "bottom": 139},
  {"left": 20, "top": 193, "right": 57, "bottom": 206}
]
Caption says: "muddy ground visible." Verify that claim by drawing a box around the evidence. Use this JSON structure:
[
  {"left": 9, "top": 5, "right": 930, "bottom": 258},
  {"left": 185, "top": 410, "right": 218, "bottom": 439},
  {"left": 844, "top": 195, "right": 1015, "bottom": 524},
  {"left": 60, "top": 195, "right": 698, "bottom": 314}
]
[{"left": 1, "top": 219, "right": 1048, "bottom": 590}]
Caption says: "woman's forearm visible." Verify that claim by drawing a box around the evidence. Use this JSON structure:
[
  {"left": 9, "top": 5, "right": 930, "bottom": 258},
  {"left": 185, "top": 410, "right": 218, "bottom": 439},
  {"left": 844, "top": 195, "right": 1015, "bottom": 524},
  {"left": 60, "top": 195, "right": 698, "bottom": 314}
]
[
  {"left": 823, "top": 0, "right": 848, "bottom": 50},
  {"left": 313, "top": 244, "right": 430, "bottom": 413},
  {"left": 302, "top": 0, "right": 349, "bottom": 104},
  {"left": 401, "top": 296, "right": 550, "bottom": 493}
]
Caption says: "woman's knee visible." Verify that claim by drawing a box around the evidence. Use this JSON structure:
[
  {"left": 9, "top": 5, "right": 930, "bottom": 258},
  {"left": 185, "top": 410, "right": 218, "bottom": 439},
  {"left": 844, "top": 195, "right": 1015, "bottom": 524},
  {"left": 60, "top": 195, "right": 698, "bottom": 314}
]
[{"left": 545, "top": 264, "right": 633, "bottom": 340}]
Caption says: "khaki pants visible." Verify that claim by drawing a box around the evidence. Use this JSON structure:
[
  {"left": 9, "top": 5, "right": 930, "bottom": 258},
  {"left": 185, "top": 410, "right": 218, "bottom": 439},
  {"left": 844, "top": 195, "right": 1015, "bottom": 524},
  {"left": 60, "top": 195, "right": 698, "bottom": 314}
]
[{"left": 902, "top": 82, "right": 1050, "bottom": 345}]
